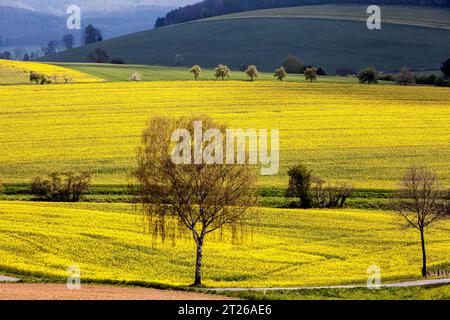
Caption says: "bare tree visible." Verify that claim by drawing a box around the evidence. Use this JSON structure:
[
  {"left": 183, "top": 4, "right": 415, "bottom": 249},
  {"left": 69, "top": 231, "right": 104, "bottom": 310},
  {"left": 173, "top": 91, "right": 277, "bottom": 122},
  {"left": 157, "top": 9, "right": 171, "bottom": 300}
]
[
  {"left": 396, "top": 67, "right": 415, "bottom": 85},
  {"left": 63, "top": 74, "right": 73, "bottom": 84},
  {"left": 310, "top": 177, "right": 353, "bottom": 209},
  {"left": 394, "top": 166, "right": 448, "bottom": 277},
  {"left": 133, "top": 116, "right": 258, "bottom": 286}
]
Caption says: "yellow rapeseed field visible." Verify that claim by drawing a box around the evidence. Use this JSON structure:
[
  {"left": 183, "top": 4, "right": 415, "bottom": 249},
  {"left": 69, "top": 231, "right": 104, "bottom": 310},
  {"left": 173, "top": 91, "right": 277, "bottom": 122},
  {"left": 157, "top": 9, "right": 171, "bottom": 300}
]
[
  {"left": 0, "top": 59, "right": 104, "bottom": 84},
  {"left": 0, "top": 81, "right": 448, "bottom": 188},
  {"left": 0, "top": 201, "right": 448, "bottom": 287},
  {"left": 0, "top": 64, "right": 30, "bottom": 85}
]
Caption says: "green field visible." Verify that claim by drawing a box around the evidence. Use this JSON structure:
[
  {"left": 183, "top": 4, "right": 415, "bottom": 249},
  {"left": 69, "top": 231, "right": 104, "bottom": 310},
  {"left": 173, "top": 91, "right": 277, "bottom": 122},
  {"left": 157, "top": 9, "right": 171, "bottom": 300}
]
[
  {"left": 0, "top": 201, "right": 449, "bottom": 288},
  {"left": 48, "top": 62, "right": 358, "bottom": 83},
  {"left": 38, "top": 5, "right": 450, "bottom": 73}
]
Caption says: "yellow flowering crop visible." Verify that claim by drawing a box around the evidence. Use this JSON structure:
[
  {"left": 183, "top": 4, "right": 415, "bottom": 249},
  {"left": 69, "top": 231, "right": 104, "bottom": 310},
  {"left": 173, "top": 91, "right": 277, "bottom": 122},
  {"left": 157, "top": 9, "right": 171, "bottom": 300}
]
[
  {"left": 0, "top": 59, "right": 104, "bottom": 84},
  {"left": 0, "top": 81, "right": 448, "bottom": 188},
  {"left": 0, "top": 201, "right": 448, "bottom": 287}
]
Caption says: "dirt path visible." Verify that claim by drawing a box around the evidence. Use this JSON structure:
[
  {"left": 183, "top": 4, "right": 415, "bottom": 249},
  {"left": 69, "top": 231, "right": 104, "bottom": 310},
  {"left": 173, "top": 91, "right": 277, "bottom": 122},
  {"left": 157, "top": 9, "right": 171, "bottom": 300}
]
[
  {"left": 2, "top": 278, "right": 448, "bottom": 300},
  {"left": 0, "top": 283, "right": 231, "bottom": 300},
  {"left": 205, "top": 278, "right": 450, "bottom": 292}
]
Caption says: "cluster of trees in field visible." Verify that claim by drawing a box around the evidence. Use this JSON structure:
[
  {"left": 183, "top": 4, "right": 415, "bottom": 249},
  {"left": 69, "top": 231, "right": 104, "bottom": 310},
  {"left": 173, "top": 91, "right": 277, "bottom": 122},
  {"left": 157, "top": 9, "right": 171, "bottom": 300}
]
[
  {"left": 0, "top": 172, "right": 91, "bottom": 201},
  {"left": 86, "top": 47, "right": 125, "bottom": 64},
  {"left": 356, "top": 58, "right": 450, "bottom": 87},
  {"left": 155, "top": 0, "right": 449, "bottom": 27},
  {"left": 281, "top": 54, "right": 326, "bottom": 76},
  {"left": 286, "top": 164, "right": 353, "bottom": 209},
  {"left": 29, "top": 72, "right": 52, "bottom": 85},
  {"left": 30, "top": 172, "right": 91, "bottom": 202},
  {"left": 28, "top": 72, "right": 72, "bottom": 85}
]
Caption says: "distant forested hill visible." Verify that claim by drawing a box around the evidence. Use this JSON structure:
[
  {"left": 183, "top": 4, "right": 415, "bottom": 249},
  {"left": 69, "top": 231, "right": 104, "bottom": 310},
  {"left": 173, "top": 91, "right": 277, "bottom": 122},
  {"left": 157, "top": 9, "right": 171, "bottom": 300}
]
[
  {"left": 155, "top": 0, "right": 450, "bottom": 27},
  {"left": 0, "top": 5, "right": 167, "bottom": 48},
  {"left": 0, "top": 6, "right": 64, "bottom": 47}
]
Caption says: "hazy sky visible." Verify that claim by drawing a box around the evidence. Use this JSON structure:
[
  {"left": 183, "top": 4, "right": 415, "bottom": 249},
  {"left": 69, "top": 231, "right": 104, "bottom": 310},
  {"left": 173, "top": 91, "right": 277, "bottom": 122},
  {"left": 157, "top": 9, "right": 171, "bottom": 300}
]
[{"left": 1, "top": 0, "right": 199, "bottom": 13}]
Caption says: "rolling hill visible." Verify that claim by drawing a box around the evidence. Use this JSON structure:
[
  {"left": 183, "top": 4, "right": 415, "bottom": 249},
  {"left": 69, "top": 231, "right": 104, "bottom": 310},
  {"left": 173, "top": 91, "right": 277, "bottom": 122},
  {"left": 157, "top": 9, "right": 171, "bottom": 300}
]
[
  {"left": 38, "top": 5, "right": 450, "bottom": 73},
  {"left": 155, "top": 0, "right": 450, "bottom": 27}
]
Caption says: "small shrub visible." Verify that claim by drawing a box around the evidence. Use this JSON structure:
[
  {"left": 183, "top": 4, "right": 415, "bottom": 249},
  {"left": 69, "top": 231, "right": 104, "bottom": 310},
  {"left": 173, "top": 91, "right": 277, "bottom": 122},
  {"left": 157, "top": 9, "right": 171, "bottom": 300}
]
[
  {"left": 395, "top": 67, "right": 415, "bottom": 85},
  {"left": 274, "top": 67, "right": 287, "bottom": 81},
  {"left": 286, "top": 164, "right": 353, "bottom": 209},
  {"left": 111, "top": 58, "right": 125, "bottom": 64},
  {"left": 286, "top": 164, "right": 313, "bottom": 209},
  {"left": 88, "top": 47, "right": 109, "bottom": 63},
  {"left": 415, "top": 74, "right": 437, "bottom": 85},
  {"left": 316, "top": 66, "right": 327, "bottom": 76},
  {"left": 304, "top": 67, "right": 317, "bottom": 82},
  {"left": 214, "top": 64, "right": 231, "bottom": 80},
  {"left": 357, "top": 67, "right": 378, "bottom": 84},
  {"left": 245, "top": 65, "right": 259, "bottom": 81},
  {"left": 441, "top": 58, "right": 450, "bottom": 78},
  {"left": 189, "top": 65, "right": 202, "bottom": 80},
  {"left": 435, "top": 75, "right": 450, "bottom": 87},
  {"left": 130, "top": 72, "right": 142, "bottom": 81},
  {"left": 0, "top": 176, "right": 3, "bottom": 194},
  {"left": 31, "top": 172, "right": 91, "bottom": 202},
  {"left": 29, "top": 72, "right": 51, "bottom": 85},
  {"left": 311, "top": 177, "right": 353, "bottom": 208},
  {"left": 282, "top": 54, "right": 305, "bottom": 74}
]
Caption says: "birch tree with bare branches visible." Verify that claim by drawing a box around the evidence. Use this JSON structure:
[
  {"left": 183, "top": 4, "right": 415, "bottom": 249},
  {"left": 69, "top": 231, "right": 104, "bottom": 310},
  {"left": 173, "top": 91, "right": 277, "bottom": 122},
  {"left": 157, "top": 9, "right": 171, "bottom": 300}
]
[{"left": 133, "top": 116, "right": 258, "bottom": 286}]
